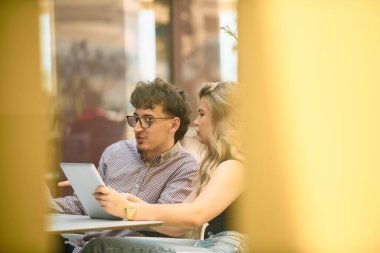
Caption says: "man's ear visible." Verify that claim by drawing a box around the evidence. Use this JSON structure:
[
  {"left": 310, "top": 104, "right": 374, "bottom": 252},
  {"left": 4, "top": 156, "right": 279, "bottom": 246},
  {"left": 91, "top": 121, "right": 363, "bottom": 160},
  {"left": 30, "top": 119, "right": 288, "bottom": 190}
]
[{"left": 170, "top": 117, "right": 180, "bottom": 133}]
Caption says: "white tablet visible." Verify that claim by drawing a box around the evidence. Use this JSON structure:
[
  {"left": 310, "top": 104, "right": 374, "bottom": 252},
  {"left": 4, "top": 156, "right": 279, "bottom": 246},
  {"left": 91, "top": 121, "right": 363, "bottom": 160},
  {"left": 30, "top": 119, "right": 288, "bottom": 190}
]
[{"left": 60, "top": 163, "right": 121, "bottom": 220}]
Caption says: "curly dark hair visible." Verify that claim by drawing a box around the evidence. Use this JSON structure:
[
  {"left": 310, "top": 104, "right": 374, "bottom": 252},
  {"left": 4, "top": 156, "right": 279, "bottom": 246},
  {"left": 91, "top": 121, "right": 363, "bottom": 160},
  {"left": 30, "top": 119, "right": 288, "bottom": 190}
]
[{"left": 130, "top": 78, "right": 191, "bottom": 142}]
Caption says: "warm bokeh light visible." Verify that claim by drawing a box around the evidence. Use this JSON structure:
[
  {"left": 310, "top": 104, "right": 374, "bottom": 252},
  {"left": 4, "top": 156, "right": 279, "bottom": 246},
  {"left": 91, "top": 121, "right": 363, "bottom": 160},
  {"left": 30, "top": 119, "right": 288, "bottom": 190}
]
[
  {"left": 239, "top": 1, "right": 380, "bottom": 252},
  {"left": 0, "top": 1, "right": 51, "bottom": 252},
  {"left": 5, "top": 1, "right": 380, "bottom": 252}
]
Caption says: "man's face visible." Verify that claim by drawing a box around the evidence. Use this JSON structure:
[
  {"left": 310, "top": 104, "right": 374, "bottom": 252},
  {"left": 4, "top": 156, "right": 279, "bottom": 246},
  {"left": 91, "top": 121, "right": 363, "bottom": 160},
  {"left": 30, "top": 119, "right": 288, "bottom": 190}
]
[{"left": 132, "top": 105, "right": 178, "bottom": 160}]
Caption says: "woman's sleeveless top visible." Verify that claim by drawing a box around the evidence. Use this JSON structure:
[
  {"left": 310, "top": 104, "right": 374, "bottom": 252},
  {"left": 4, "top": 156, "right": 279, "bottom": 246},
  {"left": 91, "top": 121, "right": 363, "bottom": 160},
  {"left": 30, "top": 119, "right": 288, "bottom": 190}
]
[{"left": 204, "top": 196, "right": 242, "bottom": 239}]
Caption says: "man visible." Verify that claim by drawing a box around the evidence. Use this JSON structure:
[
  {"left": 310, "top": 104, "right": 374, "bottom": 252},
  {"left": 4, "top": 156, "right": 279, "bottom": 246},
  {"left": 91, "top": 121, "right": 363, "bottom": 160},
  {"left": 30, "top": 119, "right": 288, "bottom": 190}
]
[{"left": 54, "top": 78, "right": 199, "bottom": 253}]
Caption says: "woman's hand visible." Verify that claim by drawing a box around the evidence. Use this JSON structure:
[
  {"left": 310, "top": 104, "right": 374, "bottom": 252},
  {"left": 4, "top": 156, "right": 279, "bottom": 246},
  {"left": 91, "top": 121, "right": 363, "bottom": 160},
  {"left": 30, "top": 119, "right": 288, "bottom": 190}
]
[
  {"left": 120, "top": 192, "right": 144, "bottom": 203},
  {"left": 93, "top": 186, "right": 129, "bottom": 218}
]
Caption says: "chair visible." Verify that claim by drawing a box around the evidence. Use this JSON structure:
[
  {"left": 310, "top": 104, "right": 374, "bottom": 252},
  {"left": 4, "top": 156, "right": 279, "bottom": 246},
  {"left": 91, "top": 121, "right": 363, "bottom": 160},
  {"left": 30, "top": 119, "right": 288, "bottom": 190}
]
[
  {"left": 179, "top": 222, "right": 209, "bottom": 240},
  {"left": 199, "top": 222, "right": 209, "bottom": 240}
]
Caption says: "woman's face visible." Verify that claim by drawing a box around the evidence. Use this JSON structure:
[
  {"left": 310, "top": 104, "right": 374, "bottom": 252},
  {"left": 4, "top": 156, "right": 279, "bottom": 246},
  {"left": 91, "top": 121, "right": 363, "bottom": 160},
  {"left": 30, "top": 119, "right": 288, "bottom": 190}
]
[{"left": 193, "top": 97, "right": 212, "bottom": 144}]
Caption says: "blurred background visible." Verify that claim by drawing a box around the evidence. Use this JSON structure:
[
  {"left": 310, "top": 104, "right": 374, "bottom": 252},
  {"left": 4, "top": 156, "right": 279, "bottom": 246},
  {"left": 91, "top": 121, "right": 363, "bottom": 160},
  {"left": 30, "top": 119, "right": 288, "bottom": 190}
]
[
  {"left": 2, "top": 0, "right": 380, "bottom": 253},
  {"left": 39, "top": 0, "right": 237, "bottom": 196}
]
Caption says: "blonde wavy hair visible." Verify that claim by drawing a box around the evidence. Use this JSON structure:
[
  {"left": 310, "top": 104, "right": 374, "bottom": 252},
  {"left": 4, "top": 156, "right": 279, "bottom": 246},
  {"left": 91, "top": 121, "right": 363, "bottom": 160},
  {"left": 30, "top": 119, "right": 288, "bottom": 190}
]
[{"left": 193, "top": 81, "right": 243, "bottom": 196}]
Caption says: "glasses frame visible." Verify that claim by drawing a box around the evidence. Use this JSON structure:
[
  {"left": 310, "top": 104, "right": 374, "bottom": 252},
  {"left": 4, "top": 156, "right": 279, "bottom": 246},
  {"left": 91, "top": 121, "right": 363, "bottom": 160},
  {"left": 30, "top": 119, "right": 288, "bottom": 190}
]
[{"left": 126, "top": 115, "right": 175, "bottom": 129}]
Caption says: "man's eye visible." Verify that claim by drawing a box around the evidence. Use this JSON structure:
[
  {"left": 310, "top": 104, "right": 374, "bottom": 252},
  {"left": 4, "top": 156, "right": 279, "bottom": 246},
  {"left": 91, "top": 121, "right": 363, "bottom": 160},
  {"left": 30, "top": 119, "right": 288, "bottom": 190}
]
[{"left": 142, "top": 117, "right": 152, "bottom": 123}]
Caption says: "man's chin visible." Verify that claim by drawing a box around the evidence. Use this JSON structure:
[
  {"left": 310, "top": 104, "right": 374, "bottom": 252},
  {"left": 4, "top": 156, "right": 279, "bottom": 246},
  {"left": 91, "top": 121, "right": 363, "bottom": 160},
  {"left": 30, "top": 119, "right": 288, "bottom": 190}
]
[
  {"left": 136, "top": 143, "right": 146, "bottom": 152},
  {"left": 136, "top": 145, "right": 149, "bottom": 157}
]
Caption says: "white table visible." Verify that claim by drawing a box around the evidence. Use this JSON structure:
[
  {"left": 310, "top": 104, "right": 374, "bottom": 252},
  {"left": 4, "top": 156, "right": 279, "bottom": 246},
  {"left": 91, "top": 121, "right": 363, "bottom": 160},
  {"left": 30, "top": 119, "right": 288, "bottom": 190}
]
[{"left": 47, "top": 214, "right": 163, "bottom": 234}]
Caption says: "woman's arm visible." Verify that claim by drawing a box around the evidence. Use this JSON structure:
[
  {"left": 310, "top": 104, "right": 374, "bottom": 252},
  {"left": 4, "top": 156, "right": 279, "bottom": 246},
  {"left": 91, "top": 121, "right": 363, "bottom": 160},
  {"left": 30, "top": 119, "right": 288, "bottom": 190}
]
[
  {"left": 95, "top": 160, "right": 245, "bottom": 228},
  {"left": 123, "top": 193, "right": 193, "bottom": 237}
]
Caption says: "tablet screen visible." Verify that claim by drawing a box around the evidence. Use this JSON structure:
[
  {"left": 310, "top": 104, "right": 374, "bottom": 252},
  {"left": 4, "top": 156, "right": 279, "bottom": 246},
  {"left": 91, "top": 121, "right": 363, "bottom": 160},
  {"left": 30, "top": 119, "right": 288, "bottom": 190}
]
[{"left": 60, "top": 163, "right": 121, "bottom": 220}]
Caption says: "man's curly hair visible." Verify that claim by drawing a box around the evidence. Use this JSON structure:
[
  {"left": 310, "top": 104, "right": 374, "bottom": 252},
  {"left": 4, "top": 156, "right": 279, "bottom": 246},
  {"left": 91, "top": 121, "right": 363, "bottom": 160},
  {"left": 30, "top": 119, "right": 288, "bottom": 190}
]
[{"left": 130, "top": 78, "right": 191, "bottom": 142}]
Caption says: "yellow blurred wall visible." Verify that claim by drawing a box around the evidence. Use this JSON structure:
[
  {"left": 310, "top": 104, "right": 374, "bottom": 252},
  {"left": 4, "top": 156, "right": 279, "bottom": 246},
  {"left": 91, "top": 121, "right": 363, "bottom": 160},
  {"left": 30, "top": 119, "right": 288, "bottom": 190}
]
[
  {"left": 0, "top": 0, "right": 50, "bottom": 252},
  {"left": 239, "top": 1, "right": 380, "bottom": 252},
  {"left": 2, "top": 0, "right": 380, "bottom": 252}
]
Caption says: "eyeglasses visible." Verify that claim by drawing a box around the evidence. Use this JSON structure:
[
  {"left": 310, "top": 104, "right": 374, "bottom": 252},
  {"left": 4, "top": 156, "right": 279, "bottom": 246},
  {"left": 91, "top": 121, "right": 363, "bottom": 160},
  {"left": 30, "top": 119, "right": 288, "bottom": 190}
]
[{"left": 126, "top": 115, "right": 174, "bottom": 129}]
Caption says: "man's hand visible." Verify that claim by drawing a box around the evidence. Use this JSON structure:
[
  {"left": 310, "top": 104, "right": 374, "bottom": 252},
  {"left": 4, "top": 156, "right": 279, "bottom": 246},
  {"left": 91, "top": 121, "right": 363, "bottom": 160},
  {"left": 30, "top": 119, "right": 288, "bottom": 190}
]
[
  {"left": 57, "top": 180, "right": 71, "bottom": 187},
  {"left": 57, "top": 180, "right": 76, "bottom": 195}
]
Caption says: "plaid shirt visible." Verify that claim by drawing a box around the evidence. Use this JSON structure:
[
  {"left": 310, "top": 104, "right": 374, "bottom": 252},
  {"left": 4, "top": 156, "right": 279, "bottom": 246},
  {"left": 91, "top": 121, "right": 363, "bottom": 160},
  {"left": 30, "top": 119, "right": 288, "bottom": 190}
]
[{"left": 54, "top": 140, "right": 199, "bottom": 253}]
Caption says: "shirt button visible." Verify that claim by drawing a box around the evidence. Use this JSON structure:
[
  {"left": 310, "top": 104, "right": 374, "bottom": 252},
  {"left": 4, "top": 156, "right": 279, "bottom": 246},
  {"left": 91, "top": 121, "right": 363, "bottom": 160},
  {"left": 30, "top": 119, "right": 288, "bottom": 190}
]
[{"left": 135, "top": 184, "right": 139, "bottom": 188}]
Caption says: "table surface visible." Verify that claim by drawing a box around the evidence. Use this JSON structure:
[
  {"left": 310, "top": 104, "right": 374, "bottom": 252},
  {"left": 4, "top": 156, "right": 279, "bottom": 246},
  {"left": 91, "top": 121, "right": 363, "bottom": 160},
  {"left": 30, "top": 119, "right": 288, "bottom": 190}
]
[{"left": 47, "top": 214, "right": 163, "bottom": 234}]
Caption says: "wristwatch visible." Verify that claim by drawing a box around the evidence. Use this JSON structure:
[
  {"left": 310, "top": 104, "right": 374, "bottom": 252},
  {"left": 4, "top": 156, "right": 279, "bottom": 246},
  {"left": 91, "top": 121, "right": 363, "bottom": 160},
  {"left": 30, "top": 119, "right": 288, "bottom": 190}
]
[{"left": 124, "top": 203, "right": 137, "bottom": 220}]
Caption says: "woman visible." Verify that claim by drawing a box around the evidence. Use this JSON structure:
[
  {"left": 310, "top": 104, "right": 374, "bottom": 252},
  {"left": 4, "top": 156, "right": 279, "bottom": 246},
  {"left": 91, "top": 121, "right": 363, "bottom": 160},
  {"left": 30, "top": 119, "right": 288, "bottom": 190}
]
[{"left": 83, "top": 82, "right": 247, "bottom": 253}]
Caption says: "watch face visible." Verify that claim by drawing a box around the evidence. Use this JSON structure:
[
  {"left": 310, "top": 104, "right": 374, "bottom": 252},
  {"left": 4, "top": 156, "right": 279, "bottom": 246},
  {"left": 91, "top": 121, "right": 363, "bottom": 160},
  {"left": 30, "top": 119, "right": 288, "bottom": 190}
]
[
  {"left": 130, "top": 206, "right": 137, "bottom": 214},
  {"left": 127, "top": 204, "right": 137, "bottom": 220}
]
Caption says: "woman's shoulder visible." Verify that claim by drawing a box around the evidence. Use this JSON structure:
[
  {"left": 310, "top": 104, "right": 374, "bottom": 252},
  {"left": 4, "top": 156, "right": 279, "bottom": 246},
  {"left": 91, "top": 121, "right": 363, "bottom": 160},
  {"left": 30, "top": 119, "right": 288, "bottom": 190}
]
[
  {"left": 211, "top": 159, "right": 245, "bottom": 193},
  {"left": 217, "top": 159, "right": 244, "bottom": 171},
  {"left": 218, "top": 159, "right": 243, "bottom": 167}
]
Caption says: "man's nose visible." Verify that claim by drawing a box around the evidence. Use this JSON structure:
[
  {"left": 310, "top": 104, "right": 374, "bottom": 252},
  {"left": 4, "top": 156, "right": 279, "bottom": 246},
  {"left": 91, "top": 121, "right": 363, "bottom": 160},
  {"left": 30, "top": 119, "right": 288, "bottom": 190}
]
[{"left": 134, "top": 120, "right": 144, "bottom": 132}]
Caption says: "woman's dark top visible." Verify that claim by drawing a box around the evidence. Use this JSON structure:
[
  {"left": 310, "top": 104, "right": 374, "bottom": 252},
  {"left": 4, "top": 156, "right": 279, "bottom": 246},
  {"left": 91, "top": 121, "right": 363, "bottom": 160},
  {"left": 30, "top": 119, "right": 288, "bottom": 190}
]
[{"left": 204, "top": 196, "right": 242, "bottom": 239}]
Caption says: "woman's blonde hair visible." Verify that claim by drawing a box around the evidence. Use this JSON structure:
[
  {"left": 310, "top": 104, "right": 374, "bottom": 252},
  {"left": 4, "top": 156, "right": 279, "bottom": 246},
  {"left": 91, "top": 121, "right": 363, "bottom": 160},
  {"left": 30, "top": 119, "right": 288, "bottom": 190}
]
[{"left": 194, "top": 81, "right": 243, "bottom": 196}]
